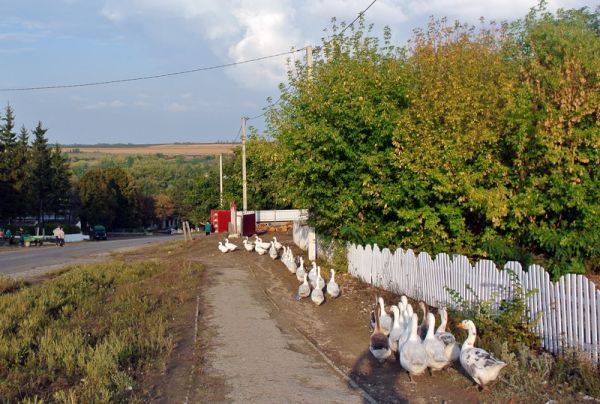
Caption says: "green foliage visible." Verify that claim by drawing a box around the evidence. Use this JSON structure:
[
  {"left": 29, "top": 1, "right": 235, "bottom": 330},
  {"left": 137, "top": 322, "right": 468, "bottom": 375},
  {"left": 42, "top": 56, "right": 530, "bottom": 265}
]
[
  {"left": 262, "top": 5, "right": 599, "bottom": 277},
  {"left": 0, "top": 260, "right": 183, "bottom": 402},
  {"left": 267, "top": 19, "right": 409, "bottom": 245},
  {"left": 78, "top": 168, "right": 142, "bottom": 229},
  {"left": 446, "top": 269, "right": 540, "bottom": 355}
]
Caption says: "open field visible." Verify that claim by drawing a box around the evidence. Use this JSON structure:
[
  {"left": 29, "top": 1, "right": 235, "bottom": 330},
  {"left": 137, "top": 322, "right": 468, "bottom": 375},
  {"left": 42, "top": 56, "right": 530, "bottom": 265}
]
[{"left": 63, "top": 143, "right": 238, "bottom": 156}]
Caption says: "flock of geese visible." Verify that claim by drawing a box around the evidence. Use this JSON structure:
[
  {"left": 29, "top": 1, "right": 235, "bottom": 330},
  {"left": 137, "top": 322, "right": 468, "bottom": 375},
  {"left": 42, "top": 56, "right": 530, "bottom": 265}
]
[
  {"left": 218, "top": 235, "right": 506, "bottom": 390},
  {"left": 218, "top": 235, "right": 340, "bottom": 305},
  {"left": 370, "top": 296, "right": 507, "bottom": 389}
]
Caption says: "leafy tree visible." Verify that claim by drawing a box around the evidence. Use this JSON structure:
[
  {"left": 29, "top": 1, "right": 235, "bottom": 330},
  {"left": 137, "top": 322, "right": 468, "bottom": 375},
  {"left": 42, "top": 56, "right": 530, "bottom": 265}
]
[
  {"left": 502, "top": 4, "right": 600, "bottom": 275},
  {"left": 78, "top": 169, "right": 117, "bottom": 229},
  {"left": 392, "top": 18, "right": 517, "bottom": 254},
  {"left": 153, "top": 193, "right": 175, "bottom": 222},
  {"left": 78, "top": 167, "right": 142, "bottom": 229},
  {"left": 267, "top": 20, "right": 410, "bottom": 244}
]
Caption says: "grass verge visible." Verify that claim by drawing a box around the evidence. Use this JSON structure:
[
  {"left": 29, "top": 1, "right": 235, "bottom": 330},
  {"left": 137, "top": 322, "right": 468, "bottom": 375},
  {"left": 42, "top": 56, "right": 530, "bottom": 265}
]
[{"left": 0, "top": 255, "right": 202, "bottom": 402}]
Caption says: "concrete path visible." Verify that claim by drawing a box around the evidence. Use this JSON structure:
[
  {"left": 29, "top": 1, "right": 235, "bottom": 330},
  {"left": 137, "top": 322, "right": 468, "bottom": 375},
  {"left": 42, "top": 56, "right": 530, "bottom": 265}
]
[{"left": 198, "top": 262, "right": 365, "bottom": 403}]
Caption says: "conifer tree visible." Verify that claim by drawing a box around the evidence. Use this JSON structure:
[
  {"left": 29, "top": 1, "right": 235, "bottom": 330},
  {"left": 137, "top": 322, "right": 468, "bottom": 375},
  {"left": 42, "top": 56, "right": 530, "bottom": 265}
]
[
  {"left": 14, "top": 126, "right": 30, "bottom": 217},
  {"left": 28, "top": 122, "right": 53, "bottom": 227},
  {"left": 49, "top": 144, "right": 71, "bottom": 218},
  {"left": 0, "top": 104, "right": 18, "bottom": 222}
]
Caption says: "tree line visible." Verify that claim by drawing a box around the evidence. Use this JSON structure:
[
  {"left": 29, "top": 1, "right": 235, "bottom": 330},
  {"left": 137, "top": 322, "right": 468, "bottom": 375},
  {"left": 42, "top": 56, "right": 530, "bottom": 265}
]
[
  {"left": 224, "top": 4, "right": 599, "bottom": 278},
  {"left": 0, "top": 105, "right": 71, "bottom": 228}
]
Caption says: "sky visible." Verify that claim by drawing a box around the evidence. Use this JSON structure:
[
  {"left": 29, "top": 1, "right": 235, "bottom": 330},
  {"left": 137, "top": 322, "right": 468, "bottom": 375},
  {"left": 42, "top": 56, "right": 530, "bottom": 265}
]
[{"left": 0, "top": 0, "right": 594, "bottom": 145}]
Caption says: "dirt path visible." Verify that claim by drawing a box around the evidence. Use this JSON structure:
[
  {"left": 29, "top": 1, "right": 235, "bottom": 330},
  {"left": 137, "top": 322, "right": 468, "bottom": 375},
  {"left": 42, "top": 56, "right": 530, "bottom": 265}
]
[
  {"left": 190, "top": 259, "right": 367, "bottom": 403},
  {"left": 144, "top": 233, "right": 493, "bottom": 403}
]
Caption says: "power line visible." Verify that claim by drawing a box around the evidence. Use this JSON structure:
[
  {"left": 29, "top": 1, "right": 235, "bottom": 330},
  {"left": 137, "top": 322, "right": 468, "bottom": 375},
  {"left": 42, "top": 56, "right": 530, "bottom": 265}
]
[
  {"left": 0, "top": 49, "right": 304, "bottom": 92},
  {"left": 340, "top": 0, "right": 378, "bottom": 35},
  {"left": 247, "top": 0, "right": 378, "bottom": 121}
]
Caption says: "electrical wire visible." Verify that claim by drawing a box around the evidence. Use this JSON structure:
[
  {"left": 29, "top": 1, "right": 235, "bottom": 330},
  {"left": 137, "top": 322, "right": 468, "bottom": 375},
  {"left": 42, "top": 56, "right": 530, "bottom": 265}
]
[
  {"left": 247, "top": 0, "right": 378, "bottom": 121},
  {"left": 339, "top": 0, "right": 378, "bottom": 35},
  {"left": 0, "top": 49, "right": 304, "bottom": 92}
]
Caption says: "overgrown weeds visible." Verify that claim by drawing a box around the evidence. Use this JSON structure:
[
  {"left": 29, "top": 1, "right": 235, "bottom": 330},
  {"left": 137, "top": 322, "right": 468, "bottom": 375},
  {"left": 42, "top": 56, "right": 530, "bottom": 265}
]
[
  {"left": 0, "top": 258, "right": 201, "bottom": 402},
  {"left": 446, "top": 268, "right": 540, "bottom": 355},
  {"left": 0, "top": 275, "right": 26, "bottom": 295}
]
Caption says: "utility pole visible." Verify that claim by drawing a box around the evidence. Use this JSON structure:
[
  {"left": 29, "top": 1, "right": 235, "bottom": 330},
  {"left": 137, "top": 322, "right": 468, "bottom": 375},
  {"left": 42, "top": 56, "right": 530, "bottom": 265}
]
[
  {"left": 306, "top": 45, "right": 313, "bottom": 80},
  {"left": 219, "top": 153, "right": 223, "bottom": 209},
  {"left": 241, "top": 116, "right": 248, "bottom": 212}
]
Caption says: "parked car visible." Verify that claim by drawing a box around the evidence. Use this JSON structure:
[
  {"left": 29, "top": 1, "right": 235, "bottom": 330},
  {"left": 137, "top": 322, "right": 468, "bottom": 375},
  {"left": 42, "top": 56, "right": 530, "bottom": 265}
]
[{"left": 91, "top": 225, "right": 107, "bottom": 240}]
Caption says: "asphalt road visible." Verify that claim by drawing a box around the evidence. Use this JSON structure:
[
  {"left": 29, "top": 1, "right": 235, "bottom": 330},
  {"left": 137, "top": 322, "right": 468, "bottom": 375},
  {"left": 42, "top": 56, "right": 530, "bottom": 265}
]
[{"left": 0, "top": 235, "right": 182, "bottom": 279}]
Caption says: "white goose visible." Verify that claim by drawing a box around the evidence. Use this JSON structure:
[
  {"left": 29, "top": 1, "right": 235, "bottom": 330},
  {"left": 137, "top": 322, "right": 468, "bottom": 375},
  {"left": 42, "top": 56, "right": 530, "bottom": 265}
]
[
  {"left": 417, "top": 301, "right": 429, "bottom": 340},
  {"left": 224, "top": 238, "right": 238, "bottom": 251},
  {"left": 435, "top": 307, "right": 460, "bottom": 362},
  {"left": 310, "top": 273, "right": 325, "bottom": 305},
  {"left": 243, "top": 238, "right": 254, "bottom": 252},
  {"left": 255, "top": 243, "right": 267, "bottom": 255},
  {"left": 286, "top": 250, "right": 297, "bottom": 274},
  {"left": 326, "top": 269, "right": 340, "bottom": 298},
  {"left": 268, "top": 241, "right": 278, "bottom": 259},
  {"left": 255, "top": 236, "right": 271, "bottom": 250},
  {"left": 399, "top": 313, "right": 429, "bottom": 382},
  {"left": 458, "top": 320, "right": 507, "bottom": 389},
  {"left": 218, "top": 242, "right": 229, "bottom": 253},
  {"left": 398, "top": 295, "right": 408, "bottom": 312},
  {"left": 423, "top": 312, "right": 450, "bottom": 373},
  {"left": 295, "top": 257, "right": 306, "bottom": 282},
  {"left": 298, "top": 273, "right": 311, "bottom": 298},
  {"left": 378, "top": 297, "right": 393, "bottom": 336},
  {"left": 369, "top": 304, "right": 392, "bottom": 363},
  {"left": 272, "top": 236, "right": 283, "bottom": 250},
  {"left": 388, "top": 306, "right": 404, "bottom": 355},
  {"left": 307, "top": 261, "right": 317, "bottom": 285}
]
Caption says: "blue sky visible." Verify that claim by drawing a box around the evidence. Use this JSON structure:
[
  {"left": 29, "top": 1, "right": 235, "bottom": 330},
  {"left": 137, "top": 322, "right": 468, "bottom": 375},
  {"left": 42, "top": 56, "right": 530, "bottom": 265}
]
[{"left": 0, "top": 0, "right": 594, "bottom": 145}]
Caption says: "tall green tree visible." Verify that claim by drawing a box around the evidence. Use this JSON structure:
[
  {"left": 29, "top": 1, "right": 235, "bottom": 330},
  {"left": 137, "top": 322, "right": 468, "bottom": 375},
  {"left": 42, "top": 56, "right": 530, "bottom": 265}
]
[
  {"left": 78, "top": 167, "right": 142, "bottom": 229},
  {"left": 49, "top": 144, "right": 72, "bottom": 218},
  {"left": 267, "top": 20, "right": 409, "bottom": 244},
  {"left": 28, "top": 122, "right": 53, "bottom": 227},
  {"left": 392, "top": 18, "right": 517, "bottom": 254},
  {"left": 0, "top": 104, "right": 18, "bottom": 222},
  {"left": 502, "top": 5, "right": 600, "bottom": 275},
  {"left": 13, "top": 126, "right": 31, "bottom": 217}
]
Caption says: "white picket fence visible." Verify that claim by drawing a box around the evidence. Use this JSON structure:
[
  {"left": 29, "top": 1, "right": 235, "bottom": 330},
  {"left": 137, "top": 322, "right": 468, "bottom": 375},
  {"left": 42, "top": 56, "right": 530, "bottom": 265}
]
[{"left": 347, "top": 243, "right": 600, "bottom": 364}]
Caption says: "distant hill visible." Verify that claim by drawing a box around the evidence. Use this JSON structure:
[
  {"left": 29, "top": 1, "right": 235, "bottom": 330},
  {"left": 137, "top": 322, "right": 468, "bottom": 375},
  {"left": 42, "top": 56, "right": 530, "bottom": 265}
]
[{"left": 62, "top": 143, "right": 239, "bottom": 156}]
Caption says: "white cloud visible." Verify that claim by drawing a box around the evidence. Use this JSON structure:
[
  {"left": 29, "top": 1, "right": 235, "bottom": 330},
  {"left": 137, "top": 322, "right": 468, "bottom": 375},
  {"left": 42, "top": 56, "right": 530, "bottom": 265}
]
[
  {"left": 165, "top": 101, "right": 193, "bottom": 112},
  {"left": 82, "top": 100, "right": 126, "bottom": 110},
  {"left": 98, "top": 0, "right": 597, "bottom": 90}
]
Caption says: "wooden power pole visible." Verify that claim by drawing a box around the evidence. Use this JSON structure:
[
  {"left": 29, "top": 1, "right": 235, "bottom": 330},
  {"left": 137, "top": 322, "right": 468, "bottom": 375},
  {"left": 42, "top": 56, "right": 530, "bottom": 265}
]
[{"left": 241, "top": 116, "right": 247, "bottom": 212}]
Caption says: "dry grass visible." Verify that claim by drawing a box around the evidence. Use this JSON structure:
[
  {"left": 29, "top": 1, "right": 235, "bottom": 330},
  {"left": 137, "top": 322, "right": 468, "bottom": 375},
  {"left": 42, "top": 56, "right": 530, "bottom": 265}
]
[
  {"left": 63, "top": 143, "right": 237, "bottom": 156},
  {"left": 0, "top": 275, "right": 26, "bottom": 295},
  {"left": 0, "top": 254, "right": 203, "bottom": 402}
]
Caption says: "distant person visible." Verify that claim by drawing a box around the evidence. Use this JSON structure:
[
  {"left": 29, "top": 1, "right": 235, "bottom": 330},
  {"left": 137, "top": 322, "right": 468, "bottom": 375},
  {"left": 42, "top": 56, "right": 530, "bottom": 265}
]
[
  {"left": 58, "top": 226, "right": 65, "bottom": 247},
  {"left": 4, "top": 228, "right": 12, "bottom": 244},
  {"left": 17, "top": 227, "right": 24, "bottom": 247},
  {"left": 204, "top": 222, "right": 212, "bottom": 236},
  {"left": 53, "top": 225, "right": 61, "bottom": 246}
]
